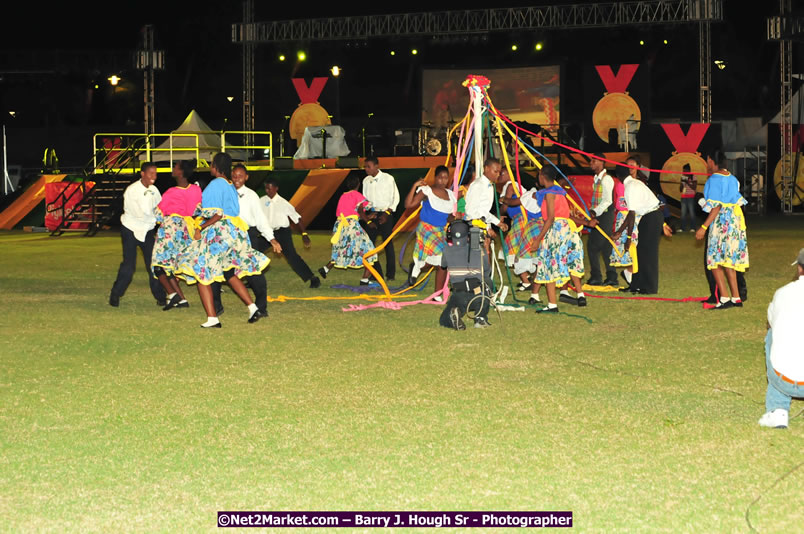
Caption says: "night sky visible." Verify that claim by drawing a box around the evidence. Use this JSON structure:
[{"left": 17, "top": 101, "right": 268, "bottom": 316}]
[{"left": 0, "top": 1, "right": 796, "bottom": 166}]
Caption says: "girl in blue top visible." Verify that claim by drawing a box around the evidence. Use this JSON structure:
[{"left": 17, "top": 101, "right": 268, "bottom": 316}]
[{"left": 695, "top": 151, "right": 748, "bottom": 309}]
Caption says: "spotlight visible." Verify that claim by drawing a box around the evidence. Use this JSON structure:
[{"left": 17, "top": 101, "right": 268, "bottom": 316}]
[
  {"left": 108, "top": 75, "right": 120, "bottom": 86},
  {"left": 535, "top": 42, "right": 543, "bottom": 51},
  {"left": 331, "top": 66, "right": 340, "bottom": 77},
  {"left": 663, "top": 39, "right": 668, "bottom": 45},
  {"left": 279, "top": 54, "right": 286, "bottom": 61},
  {"left": 639, "top": 40, "right": 645, "bottom": 46},
  {"left": 390, "top": 50, "right": 396, "bottom": 56},
  {"left": 511, "top": 44, "right": 518, "bottom": 51},
  {"left": 714, "top": 60, "right": 726, "bottom": 70},
  {"left": 226, "top": 96, "right": 234, "bottom": 102},
  {"left": 297, "top": 51, "right": 306, "bottom": 61},
  {"left": 411, "top": 49, "right": 418, "bottom": 55}
]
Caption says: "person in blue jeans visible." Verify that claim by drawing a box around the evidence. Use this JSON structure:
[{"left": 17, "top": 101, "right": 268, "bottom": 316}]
[
  {"left": 759, "top": 249, "right": 804, "bottom": 429},
  {"left": 679, "top": 164, "right": 698, "bottom": 231}
]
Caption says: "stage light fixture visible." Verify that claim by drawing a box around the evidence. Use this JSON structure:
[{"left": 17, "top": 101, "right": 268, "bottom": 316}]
[
  {"left": 297, "top": 51, "right": 306, "bottom": 61},
  {"left": 94, "top": 84, "right": 99, "bottom": 89},
  {"left": 108, "top": 75, "right": 120, "bottom": 86},
  {"left": 227, "top": 96, "right": 234, "bottom": 102},
  {"left": 8, "top": 111, "right": 15, "bottom": 118},
  {"left": 714, "top": 60, "right": 726, "bottom": 70},
  {"left": 511, "top": 44, "right": 518, "bottom": 51},
  {"left": 390, "top": 50, "right": 396, "bottom": 56},
  {"left": 331, "top": 66, "right": 340, "bottom": 77},
  {"left": 535, "top": 42, "right": 543, "bottom": 51},
  {"left": 279, "top": 54, "right": 286, "bottom": 61},
  {"left": 411, "top": 49, "right": 418, "bottom": 55},
  {"left": 663, "top": 39, "right": 668, "bottom": 45},
  {"left": 639, "top": 40, "right": 645, "bottom": 46}
]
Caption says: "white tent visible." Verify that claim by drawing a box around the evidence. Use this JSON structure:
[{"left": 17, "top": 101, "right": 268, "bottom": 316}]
[{"left": 149, "top": 110, "right": 250, "bottom": 163}]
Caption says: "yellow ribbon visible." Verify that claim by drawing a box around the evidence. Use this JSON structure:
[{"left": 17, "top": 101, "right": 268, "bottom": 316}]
[
  {"left": 225, "top": 215, "right": 250, "bottom": 234},
  {"left": 629, "top": 242, "right": 638, "bottom": 273},
  {"left": 331, "top": 214, "right": 358, "bottom": 244},
  {"left": 183, "top": 215, "right": 201, "bottom": 237}
]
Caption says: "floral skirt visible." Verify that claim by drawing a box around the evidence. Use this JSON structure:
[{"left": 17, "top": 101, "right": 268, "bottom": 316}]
[
  {"left": 412, "top": 221, "right": 446, "bottom": 266},
  {"left": 706, "top": 205, "right": 749, "bottom": 271},
  {"left": 176, "top": 215, "right": 269, "bottom": 285},
  {"left": 331, "top": 218, "right": 377, "bottom": 269},
  {"left": 567, "top": 228, "right": 585, "bottom": 277},
  {"left": 152, "top": 215, "right": 193, "bottom": 275},
  {"left": 610, "top": 211, "right": 640, "bottom": 267},
  {"left": 535, "top": 218, "right": 573, "bottom": 285}
]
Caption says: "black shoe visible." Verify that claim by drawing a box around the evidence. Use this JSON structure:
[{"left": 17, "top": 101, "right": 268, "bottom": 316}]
[
  {"left": 387, "top": 275, "right": 396, "bottom": 282},
  {"left": 248, "top": 309, "right": 264, "bottom": 323},
  {"left": 704, "top": 295, "right": 718, "bottom": 305},
  {"left": 449, "top": 307, "right": 466, "bottom": 330},
  {"left": 201, "top": 322, "right": 222, "bottom": 328},
  {"left": 732, "top": 300, "right": 744, "bottom": 307},
  {"left": 473, "top": 317, "right": 491, "bottom": 328},
  {"left": 176, "top": 300, "right": 190, "bottom": 308},
  {"left": 739, "top": 289, "right": 748, "bottom": 302},
  {"left": 559, "top": 293, "right": 578, "bottom": 305},
  {"left": 109, "top": 293, "right": 120, "bottom": 307},
  {"left": 516, "top": 282, "right": 532, "bottom": 292},
  {"left": 309, "top": 276, "right": 321, "bottom": 289},
  {"left": 359, "top": 279, "right": 371, "bottom": 286},
  {"left": 629, "top": 287, "right": 640, "bottom": 293},
  {"left": 535, "top": 306, "right": 559, "bottom": 313},
  {"left": 527, "top": 296, "right": 541, "bottom": 305},
  {"left": 604, "top": 278, "right": 619, "bottom": 287},
  {"left": 577, "top": 296, "right": 587, "bottom": 307},
  {"left": 618, "top": 287, "right": 632, "bottom": 293},
  {"left": 318, "top": 267, "right": 328, "bottom": 279},
  {"left": 711, "top": 300, "right": 735, "bottom": 310},
  {"left": 586, "top": 278, "right": 603, "bottom": 286},
  {"left": 156, "top": 299, "right": 167, "bottom": 307},
  {"left": 162, "top": 294, "right": 182, "bottom": 311}
]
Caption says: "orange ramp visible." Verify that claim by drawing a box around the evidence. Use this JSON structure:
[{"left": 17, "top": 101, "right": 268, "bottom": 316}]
[
  {"left": 0, "top": 174, "right": 65, "bottom": 230},
  {"left": 287, "top": 169, "right": 350, "bottom": 225}
]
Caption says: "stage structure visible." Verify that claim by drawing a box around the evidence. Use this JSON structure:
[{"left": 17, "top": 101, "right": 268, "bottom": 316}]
[
  {"left": 233, "top": 0, "right": 723, "bottom": 150},
  {"left": 767, "top": 0, "right": 803, "bottom": 214}
]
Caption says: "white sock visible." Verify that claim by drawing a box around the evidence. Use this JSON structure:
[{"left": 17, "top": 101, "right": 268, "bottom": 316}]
[
  {"left": 167, "top": 292, "right": 177, "bottom": 300},
  {"left": 178, "top": 299, "right": 188, "bottom": 304},
  {"left": 560, "top": 289, "right": 572, "bottom": 297},
  {"left": 247, "top": 303, "right": 258, "bottom": 315},
  {"left": 201, "top": 317, "right": 220, "bottom": 327},
  {"left": 530, "top": 293, "right": 541, "bottom": 302},
  {"left": 732, "top": 297, "right": 741, "bottom": 303},
  {"left": 720, "top": 296, "right": 730, "bottom": 304},
  {"left": 624, "top": 270, "right": 632, "bottom": 283},
  {"left": 322, "top": 265, "right": 330, "bottom": 273},
  {"left": 547, "top": 302, "right": 558, "bottom": 309},
  {"left": 577, "top": 292, "right": 585, "bottom": 299},
  {"left": 433, "top": 295, "right": 443, "bottom": 302}
]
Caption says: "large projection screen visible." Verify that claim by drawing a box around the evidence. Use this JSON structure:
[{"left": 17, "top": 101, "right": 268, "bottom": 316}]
[{"left": 422, "top": 66, "right": 561, "bottom": 132}]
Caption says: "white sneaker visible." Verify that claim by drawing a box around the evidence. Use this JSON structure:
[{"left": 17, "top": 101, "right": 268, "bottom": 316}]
[{"left": 758, "top": 409, "right": 789, "bottom": 429}]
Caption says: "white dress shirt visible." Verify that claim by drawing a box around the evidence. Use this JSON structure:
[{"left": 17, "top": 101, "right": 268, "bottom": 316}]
[
  {"left": 120, "top": 179, "right": 161, "bottom": 242},
  {"left": 464, "top": 174, "right": 500, "bottom": 225},
  {"left": 259, "top": 193, "right": 301, "bottom": 230},
  {"left": 768, "top": 275, "right": 804, "bottom": 380},
  {"left": 236, "top": 185, "right": 275, "bottom": 242},
  {"left": 362, "top": 170, "right": 400, "bottom": 212},
  {"left": 519, "top": 188, "right": 541, "bottom": 216},
  {"left": 591, "top": 170, "right": 614, "bottom": 215},
  {"left": 623, "top": 176, "right": 660, "bottom": 216}
]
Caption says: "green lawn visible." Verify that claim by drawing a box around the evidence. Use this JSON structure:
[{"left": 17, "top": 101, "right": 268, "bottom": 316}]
[{"left": 1, "top": 218, "right": 803, "bottom": 532}]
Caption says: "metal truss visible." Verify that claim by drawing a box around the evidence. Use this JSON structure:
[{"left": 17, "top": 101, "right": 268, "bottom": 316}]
[{"left": 233, "top": 1, "right": 723, "bottom": 43}]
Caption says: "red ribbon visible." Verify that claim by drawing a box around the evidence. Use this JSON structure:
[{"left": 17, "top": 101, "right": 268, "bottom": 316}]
[
  {"left": 595, "top": 64, "right": 639, "bottom": 93},
  {"left": 291, "top": 77, "right": 328, "bottom": 104},
  {"left": 660, "top": 123, "right": 710, "bottom": 153}
]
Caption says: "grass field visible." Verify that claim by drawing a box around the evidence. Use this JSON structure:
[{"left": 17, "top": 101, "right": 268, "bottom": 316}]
[{"left": 1, "top": 217, "right": 803, "bottom": 532}]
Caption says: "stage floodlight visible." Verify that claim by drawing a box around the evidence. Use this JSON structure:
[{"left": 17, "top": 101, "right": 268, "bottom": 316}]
[{"left": 297, "top": 51, "right": 306, "bottom": 61}]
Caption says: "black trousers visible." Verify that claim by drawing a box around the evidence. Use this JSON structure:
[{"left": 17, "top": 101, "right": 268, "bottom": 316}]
[
  {"left": 587, "top": 206, "right": 616, "bottom": 283},
  {"left": 110, "top": 226, "right": 165, "bottom": 302},
  {"left": 361, "top": 213, "right": 396, "bottom": 279},
  {"left": 251, "top": 227, "right": 314, "bottom": 282},
  {"left": 630, "top": 210, "right": 663, "bottom": 294},
  {"left": 704, "top": 228, "right": 748, "bottom": 300},
  {"left": 439, "top": 285, "right": 490, "bottom": 327}
]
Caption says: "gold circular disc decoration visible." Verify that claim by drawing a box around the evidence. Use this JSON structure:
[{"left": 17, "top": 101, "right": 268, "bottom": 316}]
[
  {"left": 289, "top": 103, "right": 331, "bottom": 143},
  {"left": 660, "top": 153, "right": 707, "bottom": 202},
  {"left": 592, "top": 92, "right": 641, "bottom": 143},
  {"left": 773, "top": 153, "right": 804, "bottom": 207}
]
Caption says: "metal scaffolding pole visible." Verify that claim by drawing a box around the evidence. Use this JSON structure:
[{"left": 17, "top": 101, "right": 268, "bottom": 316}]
[
  {"left": 699, "top": 20, "right": 711, "bottom": 124},
  {"left": 779, "top": 0, "right": 794, "bottom": 214},
  {"left": 136, "top": 25, "right": 165, "bottom": 137},
  {"left": 242, "top": 0, "right": 255, "bottom": 149}
]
